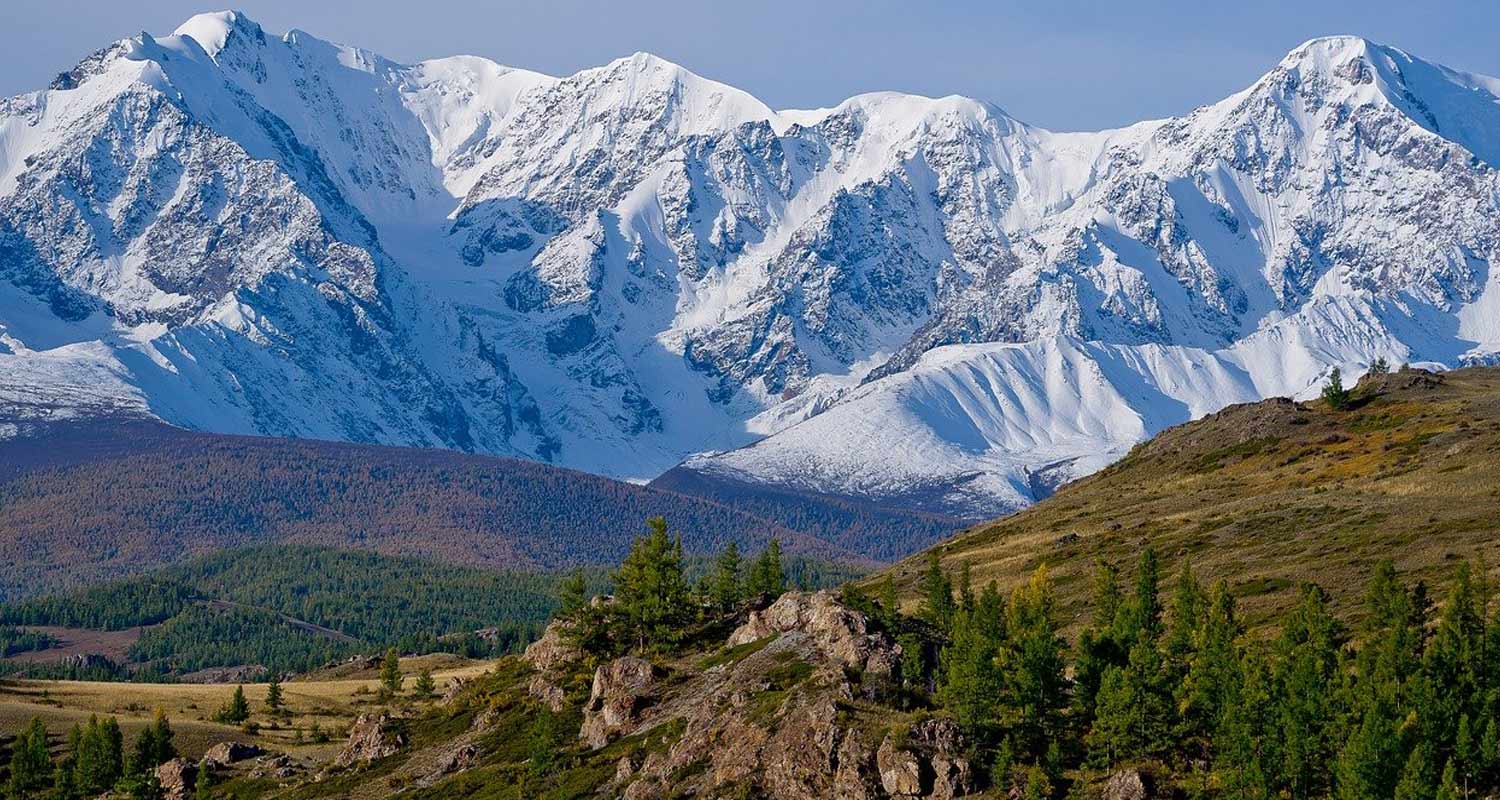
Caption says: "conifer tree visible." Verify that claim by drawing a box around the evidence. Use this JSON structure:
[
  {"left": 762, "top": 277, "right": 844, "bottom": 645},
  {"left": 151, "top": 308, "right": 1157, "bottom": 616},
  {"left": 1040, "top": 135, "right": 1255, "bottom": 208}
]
[
  {"left": 379, "top": 647, "right": 403, "bottom": 697},
  {"left": 73, "top": 714, "right": 124, "bottom": 794},
  {"left": 129, "top": 710, "right": 176, "bottom": 774},
  {"left": 958, "top": 562, "right": 975, "bottom": 614},
  {"left": 878, "top": 574, "right": 900, "bottom": 623},
  {"left": 265, "top": 673, "right": 283, "bottom": 714},
  {"left": 710, "top": 541, "right": 743, "bottom": 610},
  {"left": 614, "top": 517, "right": 691, "bottom": 651},
  {"left": 747, "top": 538, "right": 785, "bottom": 599},
  {"left": 215, "top": 686, "right": 250, "bottom": 725},
  {"left": 919, "top": 551, "right": 955, "bottom": 632},
  {"left": 1393, "top": 743, "right": 1436, "bottom": 800},
  {"left": 1004, "top": 566, "right": 1067, "bottom": 757},
  {"left": 5, "top": 717, "right": 52, "bottom": 799},
  {"left": 938, "top": 608, "right": 998, "bottom": 731},
  {"left": 1321, "top": 366, "right": 1351, "bottom": 410},
  {"left": 1177, "top": 582, "right": 1241, "bottom": 745},
  {"left": 1274, "top": 584, "right": 1345, "bottom": 800},
  {"left": 558, "top": 569, "right": 588, "bottom": 617},
  {"left": 413, "top": 668, "right": 436, "bottom": 699}
]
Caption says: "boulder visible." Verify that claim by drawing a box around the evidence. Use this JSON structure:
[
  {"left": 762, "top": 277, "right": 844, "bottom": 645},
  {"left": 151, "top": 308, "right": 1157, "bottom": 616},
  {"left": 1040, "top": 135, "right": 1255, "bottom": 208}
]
[
  {"left": 833, "top": 733, "right": 881, "bottom": 800},
  {"left": 579, "top": 656, "right": 656, "bottom": 748},
  {"left": 1103, "top": 769, "right": 1153, "bottom": 800},
  {"left": 762, "top": 696, "right": 841, "bottom": 798},
  {"left": 876, "top": 734, "right": 923, "bottom": 797},
  {"left": 200, "top": 741, "right": 262, "bottom": 767},
  {"left": 155, "top": 758, "right": 196, "bottom": 800},
  {"left": 728, "top": 591, "right": 900, "bottom": 677},
  {"left": 524, "top": 619, "right": 581, "bottom": 672},
  {"left": 334, "top": 713, "right": 405, "bottom": 768},
  {"left": 431, "top": 743, "right": 478, "bottom": 777}
]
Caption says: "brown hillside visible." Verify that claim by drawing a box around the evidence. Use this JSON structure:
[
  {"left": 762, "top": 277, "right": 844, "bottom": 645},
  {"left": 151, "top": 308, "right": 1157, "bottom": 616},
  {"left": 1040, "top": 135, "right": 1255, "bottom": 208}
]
[{"left": 883, "top": 366, "right": 1500, "bottom": 631}]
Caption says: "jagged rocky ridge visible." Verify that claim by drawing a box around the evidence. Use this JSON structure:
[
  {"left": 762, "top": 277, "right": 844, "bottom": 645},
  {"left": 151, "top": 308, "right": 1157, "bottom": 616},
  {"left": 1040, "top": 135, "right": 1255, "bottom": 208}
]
[{"left": 2, "top": 12, "right": 1499, "bottom": 518}]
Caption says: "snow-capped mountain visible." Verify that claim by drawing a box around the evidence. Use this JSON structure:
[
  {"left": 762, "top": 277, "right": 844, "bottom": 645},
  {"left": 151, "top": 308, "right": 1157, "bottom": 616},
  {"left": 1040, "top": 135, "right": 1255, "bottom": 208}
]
[{"left": 2, "top": 13, "right": 1497, "bottom": 519}]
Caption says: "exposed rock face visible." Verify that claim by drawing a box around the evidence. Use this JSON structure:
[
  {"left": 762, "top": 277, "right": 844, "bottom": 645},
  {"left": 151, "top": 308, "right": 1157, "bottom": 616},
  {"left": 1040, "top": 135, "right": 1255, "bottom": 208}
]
[
  {"left": 440, "top": 676, "right": 469, "bottom": 705},
  {"left": 728, "top": 590, "right": 901, "bottom": 677},
  {"left": 1103, "top": 768, "right": 1153, "bottom": 800},
  {"left": 200, "top": 741, "right": 262, "bottom": 767},
  {"left": 528, "top": 673, "right": 568, "bottom": 712},
  {"left": 833, "top": 733, "right": 882, "bottom": 800},
  {"left": 523, "top": 619, "right": 581, "bottom": 672},
  {"left": 874, "top": 719, "right": 973, "bottom": 800},
  {"left": 580, "top": 656, "right": 657, "bottom": 748},
  {"left": 155, "top": 758, "right": 196, "bottom": 800},
  {"left": 334, "top": 713, "right": 406, "bottom": 768}
]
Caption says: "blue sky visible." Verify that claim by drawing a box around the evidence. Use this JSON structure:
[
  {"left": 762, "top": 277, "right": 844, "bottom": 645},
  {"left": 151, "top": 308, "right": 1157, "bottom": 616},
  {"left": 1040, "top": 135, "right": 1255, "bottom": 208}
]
[{"left": 4, "top": 0, "right": 1497, "bottom": 130}]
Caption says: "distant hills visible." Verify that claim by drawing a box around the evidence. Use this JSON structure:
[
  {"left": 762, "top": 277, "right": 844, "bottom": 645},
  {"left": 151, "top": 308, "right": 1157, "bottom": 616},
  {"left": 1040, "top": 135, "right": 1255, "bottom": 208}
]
[
  {"left": 884, "top": 367, "right": 1500, "bottom": 629},
  {"left": 0, "top": 418, "right": 944, "bottom": 600}
]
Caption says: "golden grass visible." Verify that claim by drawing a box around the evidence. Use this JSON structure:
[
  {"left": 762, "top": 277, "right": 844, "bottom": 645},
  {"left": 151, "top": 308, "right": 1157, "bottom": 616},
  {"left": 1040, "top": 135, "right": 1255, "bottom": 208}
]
[
  {"left": 878, "top": 367, "right": 1500, "bottom": 634},
  {"left": 0, "top": 654, "right": 494, "bottom": 757}
]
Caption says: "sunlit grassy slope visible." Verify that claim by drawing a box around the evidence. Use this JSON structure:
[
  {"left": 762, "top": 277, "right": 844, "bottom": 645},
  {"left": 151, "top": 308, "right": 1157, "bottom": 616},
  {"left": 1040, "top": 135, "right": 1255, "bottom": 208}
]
[{"left": 882, "top": 367, "right": 1500, "bottom": 631}]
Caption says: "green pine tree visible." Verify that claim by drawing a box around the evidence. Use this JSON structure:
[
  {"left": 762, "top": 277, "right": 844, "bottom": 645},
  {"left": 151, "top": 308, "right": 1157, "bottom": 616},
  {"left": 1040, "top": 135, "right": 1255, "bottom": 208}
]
[
  {"left": 1004, "top": 566, "right": 1068, "bottom": 757},
  {"left": 379, "top": 647, "right": 403, "bottom": 697},
  {"left": 264, "top": 673, "right": 283, "bottom": 714},
  {"left": 5, "top": 717, "right": 52, "bottom": 799},
  {"left": 73, "top": 714, "right": 124, "bottom": 795},
  {"left": 919, "top": 551, "right": 955, "bottom": 632},
  {"left": 614, "top": 517, "right": 691, "bottom": 652},
  {"left": 1321, "top": 366, "right": 1351, "bottom": 410},
  {"left": 710, "top": 541, "right": 743, "bottom": 610},
  {"left": 413, "top": 668, "right": 436, "bottom": 699},
  {"left": 747, "top": 539, "right": 785, "bottom": 599},
  {"left": 215, "top": 686, "right": 250, "bottom": 725},
  {"left": 558, "top": 569, "right": 588, "bottom": 617},
  {"left": 937, "top": 609, "right": 999, "bottom": 732}
]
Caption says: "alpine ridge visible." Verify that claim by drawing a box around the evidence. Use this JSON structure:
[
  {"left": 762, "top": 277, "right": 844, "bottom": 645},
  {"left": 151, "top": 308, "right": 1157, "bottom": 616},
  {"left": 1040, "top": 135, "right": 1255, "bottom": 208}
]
[{"left": 2, "top": 15, "right": 1498, "bottom": 520}]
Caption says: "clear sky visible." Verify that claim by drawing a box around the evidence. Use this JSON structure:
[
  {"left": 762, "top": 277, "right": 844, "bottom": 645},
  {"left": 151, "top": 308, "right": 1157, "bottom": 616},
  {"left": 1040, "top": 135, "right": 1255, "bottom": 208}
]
[{"left": 3, "top": 0, "right": 1497, "bottom": 131}]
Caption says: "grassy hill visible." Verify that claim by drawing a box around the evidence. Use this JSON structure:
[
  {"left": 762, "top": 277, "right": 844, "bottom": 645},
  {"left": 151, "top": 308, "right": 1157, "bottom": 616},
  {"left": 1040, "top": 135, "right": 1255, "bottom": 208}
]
[
  {"left": 0, "top": 418, "right": 929, "bottom": 600},
  {"left": 882, "top": 366, "right": 1500, "bottom": 630}
]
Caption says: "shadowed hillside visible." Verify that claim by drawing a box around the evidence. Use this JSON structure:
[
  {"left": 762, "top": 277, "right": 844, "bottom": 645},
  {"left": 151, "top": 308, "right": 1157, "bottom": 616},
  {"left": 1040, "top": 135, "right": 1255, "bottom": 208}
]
[{"left": 0, "top": 419, "right": 913, "bottom": 599}]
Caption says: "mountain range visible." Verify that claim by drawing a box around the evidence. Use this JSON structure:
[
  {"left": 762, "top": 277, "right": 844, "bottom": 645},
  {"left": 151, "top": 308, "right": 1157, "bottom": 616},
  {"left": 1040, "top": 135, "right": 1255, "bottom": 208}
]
[{"left": 3, "top": 11, "right": 1498, "bottom": 520}]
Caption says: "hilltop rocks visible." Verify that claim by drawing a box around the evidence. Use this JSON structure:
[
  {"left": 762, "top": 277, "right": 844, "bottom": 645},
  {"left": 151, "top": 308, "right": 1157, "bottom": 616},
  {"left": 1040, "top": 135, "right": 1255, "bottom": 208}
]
[
  {"left": 728, "top": 590, "right": 900, "bottom": 677},
  {"left": 523, "top": 619, "right": 581, "bottom": 672},
  {"left": 334, "top": 713, "right": 405, "bottom": 768},
  {"left": 580, "top": 656, "right": 657, "bottom": 748}
]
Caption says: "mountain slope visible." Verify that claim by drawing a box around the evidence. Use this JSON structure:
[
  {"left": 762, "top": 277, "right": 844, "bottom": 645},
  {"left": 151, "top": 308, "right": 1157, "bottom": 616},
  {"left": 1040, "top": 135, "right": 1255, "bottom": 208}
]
[
  {"left": 2, "top": 17, "right": 1499, "bottom": 519},
  {"left": 880, "top": 366, "right": 1500, "bottom": 627},
  {"left": 0, "top": 417, "right": 942, "bottom": 601}
]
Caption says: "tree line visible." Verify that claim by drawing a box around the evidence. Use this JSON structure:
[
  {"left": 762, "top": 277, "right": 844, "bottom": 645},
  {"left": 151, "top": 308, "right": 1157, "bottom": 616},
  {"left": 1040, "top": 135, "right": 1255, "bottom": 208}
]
[
  {"left": 5, "top": 711, "right": 178, "bottom": 800},
  {"left": 849, "top": 549, "right": 1500, "bottom": 798}
]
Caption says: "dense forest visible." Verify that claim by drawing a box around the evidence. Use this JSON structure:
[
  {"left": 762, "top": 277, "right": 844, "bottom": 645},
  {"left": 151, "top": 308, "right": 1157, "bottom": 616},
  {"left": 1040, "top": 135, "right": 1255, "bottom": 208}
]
[
  {"left": 0, "top": 542, "right": 864, "bottom": 677},
  {"left": 0, "top": 419, "right": 930, "bottom": 599}
]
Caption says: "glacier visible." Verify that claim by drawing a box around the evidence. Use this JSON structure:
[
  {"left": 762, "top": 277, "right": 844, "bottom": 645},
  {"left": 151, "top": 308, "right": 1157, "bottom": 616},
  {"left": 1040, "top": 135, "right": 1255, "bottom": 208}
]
[{"left": 1, "top": 12, "right": 1498, "bottom": 520}]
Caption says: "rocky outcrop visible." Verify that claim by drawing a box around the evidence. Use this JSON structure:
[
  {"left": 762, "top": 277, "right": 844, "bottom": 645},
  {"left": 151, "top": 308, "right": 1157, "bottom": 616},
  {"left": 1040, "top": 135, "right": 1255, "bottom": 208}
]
[
  {"left": 728, "top": 591, "right": 900, "bottom": 677},
  {"left": 440, "top": 676, "right": 469, "bottom": 705},
  {"left": 1103, "top": 768, "right": 1154, "bottom": 800},
  {"left": 200, "top": 741, "right": 262, "bottom": 768},
  {"left": 528, "top": 673, "right": 568, "bottom": 712},
  {"left": 874, "top": 719, "right": 973, "bottom": 799},
  {"left": 580, "top": 656, "right": 657, "bottom": 748},
  {"left": 155, "top": 758, "right": 196, "bottom": 800},
  {"left": 334, "top": 713, "right": 405, "bottom": 768},
  {"left": 523, "top": 619, "right": 581, "bottom": 672}
]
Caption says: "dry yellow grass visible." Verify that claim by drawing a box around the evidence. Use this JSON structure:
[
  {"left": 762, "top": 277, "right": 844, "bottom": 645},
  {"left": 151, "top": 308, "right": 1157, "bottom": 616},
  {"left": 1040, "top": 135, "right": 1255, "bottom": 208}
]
[
  {"left": 879, "top": 367, "right": 1500, "bottom": 633},
  {"left": 0, "top": 654, "right": 494, "bottom": 757}
]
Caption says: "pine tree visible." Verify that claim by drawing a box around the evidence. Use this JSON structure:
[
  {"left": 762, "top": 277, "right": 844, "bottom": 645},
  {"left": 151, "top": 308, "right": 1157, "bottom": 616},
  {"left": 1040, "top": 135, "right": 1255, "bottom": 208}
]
[
  {"left": 1163, "top": 559, "right": 1206, "bottom": 687},
  {"left": 710, "top": 541, "right": 743, "bottom": 611},
  {"left": 937, "top": 609, "right": 998, "bottom": 732},
  {"left": 1113, "top": 548, "right": 1162, "bottom": 651},
  {"left": 558, "top": 569, "right": 588, "bottom": 617},
  {"left": 1436, "top": 758, "right": 1461, "bottom": 800},
  {"left": 1321, "top": 367, "right": 1351, "bottom": 410},
  {"left": 1369, "top": 356, "right": 1390, "bottom": 374},
  {"left": 614, "top": 517, "right": 691, "bottom": 652},
  {"left": 1021, "top": 765, "right": 1052, "bottom": 800},
  {"left": 898, "top": 632, "right": 928, "bottom": 690},
  {"left": 264, "top": 673, "right": 283, "bottom": 714},
  {"left": 73, "top": 714, "right": 124, "bottom": 794},
  {"left": 1393, "top": 743, "right": 1436, "bottom": 800},
  {"left": 1177, "top": 582, "right": 1241, "bottom": 745},
  {"left": 746, "top": 539, "right": 785, "bottom": 599},
  {"left": 413, "top": 668, "right": 436, "bottom": 699},
  {"left": 5, "top": 717, "right": 52, "bottom": 799},
  {"left": 129, "top": 710, "right": 176, "bottom": 774},
  {"left": 215, "top": 686, "right": 250, "bottom": 724},
  {"left": 195, "top": 766, "right": 216, "bottom": 800},
  {"left": 1274, "top": 584, "right": 1345, "bottom": 800},
  {"left": 1004, "top": 566, "right": 1068, "bottom": 757},
  {"left": 379, "top": 647, "right": 403, "bottom": 697},
  {"left": 919, "top": 551, "right": 955, "bottom": 632},
  {"left": 958, "top": 562, "right": 975, "bottom": 613}
]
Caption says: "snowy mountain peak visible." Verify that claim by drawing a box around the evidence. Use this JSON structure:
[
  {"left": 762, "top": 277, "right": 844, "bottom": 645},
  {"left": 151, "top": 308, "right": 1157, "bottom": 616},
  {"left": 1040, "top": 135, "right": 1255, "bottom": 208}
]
[
  {"left": 171, "top": 9, "right": 265, "bottom": 59},
  {"left": 3, "top": 20, "right": 1499, "bottom": 522}
]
